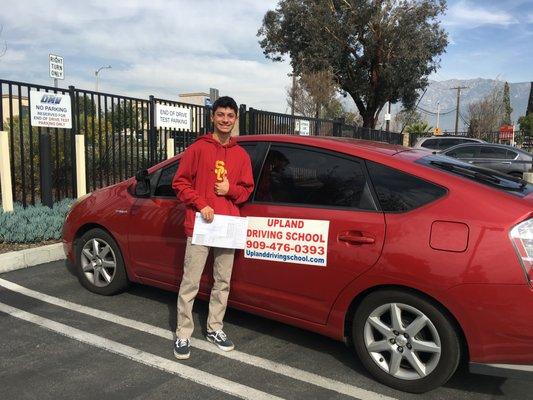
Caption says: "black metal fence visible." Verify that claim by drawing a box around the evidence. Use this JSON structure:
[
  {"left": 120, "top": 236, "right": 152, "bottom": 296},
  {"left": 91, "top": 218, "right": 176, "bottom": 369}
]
[
  {"left": 240, "top": 106, "right": 403, "bottom": 144},
  {"left": 1, "top": 78, "right": 403, "bottom": 207}
]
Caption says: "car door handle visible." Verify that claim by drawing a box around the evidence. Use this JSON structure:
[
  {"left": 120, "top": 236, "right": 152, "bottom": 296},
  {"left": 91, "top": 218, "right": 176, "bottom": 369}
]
[
  {"left": 338, "top": 234, "right": 375, "bottom": 245},
  {"left": 500, "top": 162, "right": 512, "bottom": 165}
]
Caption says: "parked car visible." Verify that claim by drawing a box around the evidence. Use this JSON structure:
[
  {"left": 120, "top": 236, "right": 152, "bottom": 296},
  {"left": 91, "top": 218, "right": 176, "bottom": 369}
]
[
  {"left": 414, "top": 136, "right": 485, "bottom": 151},
  {"left": 62, "top": 135, "right": 533, "bottom": 393},
  {"left": 442, "top": 143, "right": 533, "bottom": 178}
]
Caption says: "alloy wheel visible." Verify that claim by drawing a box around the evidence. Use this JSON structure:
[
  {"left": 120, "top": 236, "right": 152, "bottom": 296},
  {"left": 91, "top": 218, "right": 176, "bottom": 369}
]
[
  {"left": 80, "top": 238, "right": 117, "bottom": 287},
  {"left": 363, "top": 302, "right": 442, "bottom": 380}
]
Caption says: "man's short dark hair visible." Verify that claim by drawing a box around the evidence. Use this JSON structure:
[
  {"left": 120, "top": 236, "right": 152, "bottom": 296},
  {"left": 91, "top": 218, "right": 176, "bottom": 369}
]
[{"left": 212, "top": 96, "right": 238, "bottom": 115}]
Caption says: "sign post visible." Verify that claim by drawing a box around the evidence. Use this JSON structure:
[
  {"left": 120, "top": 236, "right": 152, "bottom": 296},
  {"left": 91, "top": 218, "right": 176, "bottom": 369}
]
[{"left": 49, "top": 54, "right": 64, "bottom": 88}]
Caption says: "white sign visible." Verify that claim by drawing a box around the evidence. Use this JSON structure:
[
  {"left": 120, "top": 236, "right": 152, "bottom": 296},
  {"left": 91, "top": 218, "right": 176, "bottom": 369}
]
[
  {"left": 192, "top": 213, "right": 248, "bottom": 249},
  {"left": 155, "top": 104, "right": 192, "bottom": 130},
  {"left": 245, "top": 217, "right": 329, "bottom": 266},
  {"left": 295, "top": 119, "right": 310, "bottom": 136},
  {"left": 384, "top": 113, "right": 391, "bottom": 121},
  {"left": 30, "top": 90, "right": 72, "bottom": 129},
  {"left": 49, "top": 54, "right": 64, "bottom": 80}
]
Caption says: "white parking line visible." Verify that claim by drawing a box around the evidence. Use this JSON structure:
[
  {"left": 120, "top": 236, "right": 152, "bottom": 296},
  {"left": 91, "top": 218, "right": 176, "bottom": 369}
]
[
  {"left": 0, "top": 302, "right": 284, "bottom": 400},
  {"left": 0, "top": 278, "right": 396, "bottom": 400}
]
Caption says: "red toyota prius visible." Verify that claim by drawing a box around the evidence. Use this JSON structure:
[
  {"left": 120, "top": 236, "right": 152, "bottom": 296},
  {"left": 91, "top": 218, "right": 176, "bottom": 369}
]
[{"left": 62, "top": 134, "right": 533, "bottom": 393}]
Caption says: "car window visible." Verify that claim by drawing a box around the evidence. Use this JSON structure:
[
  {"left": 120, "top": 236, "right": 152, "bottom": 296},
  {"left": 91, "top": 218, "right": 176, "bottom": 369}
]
[
  {"left": 239, "top": 142, "right": 258, "bottom": 162},
  {"left": 505, "top": 150, "right": 519, "bottom": 160},
  {"left": 421, "top": 138, "right": 439, "bottom": 150},
  {"left": 366, "top": 161, "right": 447, "bottom": 212},
  {"left": 255, "top": 145, "right": 376, "bottom": 210},
  {"left": 418, "top": 154, "right": 533, "bottom": 197},
  {"left": 447, "top": 146, "right": 477, "bottom": 158},
  {"left": 479, "top": 147, "right": 509, "bottom": 159},
  {"left": 154, "top": 162, "right": 179, "bottom": 197}
]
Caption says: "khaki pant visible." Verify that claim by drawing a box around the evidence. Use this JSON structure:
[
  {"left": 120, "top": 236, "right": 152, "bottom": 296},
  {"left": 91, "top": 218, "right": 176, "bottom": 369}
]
[{"left": 176, "top": 237, "right": 235, "bottom": 339}]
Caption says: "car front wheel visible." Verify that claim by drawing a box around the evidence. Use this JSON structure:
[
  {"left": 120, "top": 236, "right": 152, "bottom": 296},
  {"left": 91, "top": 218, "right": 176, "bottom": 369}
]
[
  {"left": 353, "top": 289, "right": 461, "bottom": 393},
  {"left": 75, "top": 228, "right": 129, "bottom": 295}
]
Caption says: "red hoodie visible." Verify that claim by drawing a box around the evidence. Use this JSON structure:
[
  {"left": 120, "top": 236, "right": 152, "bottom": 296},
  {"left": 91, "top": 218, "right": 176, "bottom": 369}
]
[{"left": 172, "top": 134, "right": 254, "bottom": 237}]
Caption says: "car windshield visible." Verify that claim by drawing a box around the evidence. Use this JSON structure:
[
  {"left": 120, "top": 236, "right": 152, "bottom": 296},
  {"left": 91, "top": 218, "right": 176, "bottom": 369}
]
[{"left": 417, "top": 154, "right": 533, "bottom": 197}]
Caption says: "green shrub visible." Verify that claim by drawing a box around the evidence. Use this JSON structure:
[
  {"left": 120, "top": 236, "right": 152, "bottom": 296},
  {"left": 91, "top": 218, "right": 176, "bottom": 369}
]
[{"left": 0, "top": 198, "right": 75, "bottom": 243}]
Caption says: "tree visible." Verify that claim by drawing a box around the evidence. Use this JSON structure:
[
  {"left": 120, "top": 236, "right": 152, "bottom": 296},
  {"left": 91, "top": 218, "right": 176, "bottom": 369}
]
[
  {"left": 286, "top": 68, "right": 361, "bottom": 123},
  {"left": 393, "top": 108, "right": 423, "bottom": 132},
  {"left": 466, "top": 86, "right": 504, "bottom": 138},
  {"left": 502, "top": 81, "right": 513, "bottom": 125},
  {"left": 258, "top": 0, "right": 448, "bottom": 128},
  {"left": 406, "top": 120, "right": 432, "bottom": 135},
  {"left": 518, "top": 113, "right": 532, "bottom": 136}
]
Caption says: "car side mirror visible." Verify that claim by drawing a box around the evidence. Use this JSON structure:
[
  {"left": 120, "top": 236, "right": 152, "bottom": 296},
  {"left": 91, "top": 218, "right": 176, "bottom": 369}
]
[{"left": 135, "top": 169, "right": 150, "bottom": 197}]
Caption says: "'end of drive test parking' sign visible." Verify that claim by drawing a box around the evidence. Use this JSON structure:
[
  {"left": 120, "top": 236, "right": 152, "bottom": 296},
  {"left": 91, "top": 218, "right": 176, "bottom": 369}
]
[
  {"left": 29, "top": 90, "right": 72, "bottom": 129},
  {"left": 155, "top": 104, "right": 192, "bottom": 130},
  {"left": 245, "top": 217, "right": 330, "bottom": 266}
]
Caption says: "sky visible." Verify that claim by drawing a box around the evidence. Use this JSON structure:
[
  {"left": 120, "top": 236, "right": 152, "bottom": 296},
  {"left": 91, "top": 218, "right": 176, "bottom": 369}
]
[{"left": 0, "top": 0, "right": 531, "bottom": 113}]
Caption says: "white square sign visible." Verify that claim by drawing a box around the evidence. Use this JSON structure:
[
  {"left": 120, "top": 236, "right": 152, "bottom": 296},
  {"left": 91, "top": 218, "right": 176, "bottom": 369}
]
[
  {"left": 49, "top": 54, "right": 64, "bottom": 80},
  {"left": 155, "top": 104, "right": 192, "bottom": 130},
  {"left": 30, "top": 90, "right": 72, "bottom": 129}
]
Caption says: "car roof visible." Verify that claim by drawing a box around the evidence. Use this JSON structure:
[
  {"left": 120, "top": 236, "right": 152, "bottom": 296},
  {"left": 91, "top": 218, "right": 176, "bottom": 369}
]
[
  {"left": 418, "top": 136, "right": 484, "bottom": 141},
  {"left": 443, "top": 142, "right": 532, "bottom": 155},
  {"left": 237, "top": 134, "right": 407, "bottom": 156}
]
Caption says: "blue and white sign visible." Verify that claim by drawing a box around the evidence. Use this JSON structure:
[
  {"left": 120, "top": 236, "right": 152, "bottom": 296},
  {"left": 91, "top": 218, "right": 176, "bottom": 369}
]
[{"left": 29, "top": 90, "right": 72, "bottom": 128}]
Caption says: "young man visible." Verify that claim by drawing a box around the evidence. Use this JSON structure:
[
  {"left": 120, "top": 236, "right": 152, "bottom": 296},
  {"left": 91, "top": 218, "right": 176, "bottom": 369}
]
[{"left": 171, "top": 96, "right": 254, "bottom": 359}]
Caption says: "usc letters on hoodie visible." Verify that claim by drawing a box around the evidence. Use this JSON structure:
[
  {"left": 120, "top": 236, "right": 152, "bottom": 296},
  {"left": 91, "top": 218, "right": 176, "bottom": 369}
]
[{"left": 172, "top": 134, "right": 254, "bottom": 237}]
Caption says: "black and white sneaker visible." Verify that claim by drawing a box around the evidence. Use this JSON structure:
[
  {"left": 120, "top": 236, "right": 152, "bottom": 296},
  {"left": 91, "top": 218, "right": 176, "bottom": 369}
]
[
  {"left": 173, "top": 338, "right": 190, "bottom": 359},
  {"left": 206, "top": 330, "right": 234, "bottom": 351}
]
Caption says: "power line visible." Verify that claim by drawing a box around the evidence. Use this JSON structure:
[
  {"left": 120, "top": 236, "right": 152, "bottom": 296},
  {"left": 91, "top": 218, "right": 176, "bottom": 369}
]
[{"left": 416, "top": 105, "right": 456, "bottom": 115}]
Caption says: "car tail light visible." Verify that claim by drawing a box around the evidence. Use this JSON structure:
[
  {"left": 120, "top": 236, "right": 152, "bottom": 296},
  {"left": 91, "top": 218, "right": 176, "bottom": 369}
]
[{"left": 510, "top": 219, "right": 533, "bottom": 285}]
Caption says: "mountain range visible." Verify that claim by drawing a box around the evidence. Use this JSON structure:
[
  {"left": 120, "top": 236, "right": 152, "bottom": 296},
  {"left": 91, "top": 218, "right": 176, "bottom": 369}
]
[{"left": 390, "top": 78, "right": 531, "bottom": 132}]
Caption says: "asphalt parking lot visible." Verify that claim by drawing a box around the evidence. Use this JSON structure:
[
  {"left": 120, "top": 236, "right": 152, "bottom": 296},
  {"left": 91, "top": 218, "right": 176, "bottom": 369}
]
[{"left": 0, "top": 260, "right": 531, "bottom": 400}]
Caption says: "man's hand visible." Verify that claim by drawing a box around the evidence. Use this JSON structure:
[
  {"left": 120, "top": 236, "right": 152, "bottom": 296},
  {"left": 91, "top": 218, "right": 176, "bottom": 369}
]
[
  {"left": 214, "top": 177, "right": 229, "bottom": 196},
  {"left": 200, "top": 206, "right": 214, "bottom": 222}
]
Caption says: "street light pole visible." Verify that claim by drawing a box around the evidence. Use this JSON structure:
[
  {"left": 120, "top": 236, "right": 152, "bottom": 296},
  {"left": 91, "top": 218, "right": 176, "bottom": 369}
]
[
  {"left": 95, "top": 65, "right": 112, "bottom": 93},
  {"left": 94, "top": 65, "right": 111, "bottom": 119}
]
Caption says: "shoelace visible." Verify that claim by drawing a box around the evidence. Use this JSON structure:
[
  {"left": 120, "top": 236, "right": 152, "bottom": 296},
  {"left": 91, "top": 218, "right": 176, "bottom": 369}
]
[
  {"left": 176, "top": 338, "right": 189, "bottom": 348},
  {"left": 214, "top": 330, "right": 227, "bottom": 341}
]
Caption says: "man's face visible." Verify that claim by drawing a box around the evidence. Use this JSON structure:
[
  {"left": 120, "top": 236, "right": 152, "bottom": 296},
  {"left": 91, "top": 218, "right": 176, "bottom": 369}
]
[{"left": 211, "top": 107, "right": 237, "bottom": 135}]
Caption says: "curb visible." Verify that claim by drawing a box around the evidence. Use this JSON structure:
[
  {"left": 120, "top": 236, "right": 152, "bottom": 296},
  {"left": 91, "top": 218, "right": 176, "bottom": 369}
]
[{"left": 0, "top": 243, "right": 66, "bottom": 274}]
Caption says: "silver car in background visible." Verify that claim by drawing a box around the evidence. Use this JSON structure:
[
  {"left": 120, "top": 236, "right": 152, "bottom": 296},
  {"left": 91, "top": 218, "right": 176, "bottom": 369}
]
[
  {"left": 442, "top": 143, "right": 533, "bottom": 178},
  {"left": 413, "top": 136, "right": 485, "bottom": 151}
]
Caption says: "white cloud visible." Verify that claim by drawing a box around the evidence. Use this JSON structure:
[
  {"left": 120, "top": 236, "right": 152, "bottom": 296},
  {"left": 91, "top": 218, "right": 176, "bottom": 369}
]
[
  {"left": 445, "top": 1, "right": 518, "bottom": 28},
  {"left": 0, "top": 0, "right": 291, "bottom": 111}
]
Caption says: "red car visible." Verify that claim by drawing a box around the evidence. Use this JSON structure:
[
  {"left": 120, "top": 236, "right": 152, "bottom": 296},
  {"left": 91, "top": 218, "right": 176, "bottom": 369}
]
[{"left": 62, "top": 135, "right": 533, "bottom": 393}]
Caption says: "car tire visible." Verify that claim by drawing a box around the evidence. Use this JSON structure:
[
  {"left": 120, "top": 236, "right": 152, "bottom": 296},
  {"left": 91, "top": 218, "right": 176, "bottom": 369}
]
[
  {"left": 352, "top": 289, "right": 461, "bottom": 393},
  {"left": 75, "top": 228, "right": 129, "bottom": 296}
]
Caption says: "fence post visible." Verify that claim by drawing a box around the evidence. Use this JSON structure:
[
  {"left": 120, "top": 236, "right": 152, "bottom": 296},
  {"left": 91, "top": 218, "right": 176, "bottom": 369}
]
[
  {"left": 68, "top": 85, "right": 78, "bottom": 197},
  {"left": 0, "top": 130, "right": 14, "bottom": 212},
  {"left": 239, "top": 104, "right": 247, "bottom": 135},
  {"left": 167, "top": 138, "right": 175, "bottom": 159},
  {"left": 39, "top": 130, "right": 53, "bottom": 208},
  {"left": 149, "top": 95, "right": 157, "bottom": 165},
  {"left": 248, "top": 108, "right": 255, "bottom": 135},
  {"left": 75, "top": 134, "right": 87, "bottom": 197}
]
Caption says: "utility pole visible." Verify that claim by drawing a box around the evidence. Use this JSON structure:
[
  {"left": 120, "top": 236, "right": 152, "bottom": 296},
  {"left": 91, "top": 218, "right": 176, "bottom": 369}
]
[
  {"left": 451, "top": 86, "right": 468, "bottom": 135},
  {"left": 291, "top": 73, "right": 296, "bottom": 116},
  {"left": 385, "top": 101, "right": 391, "bottom": 131},
  {"left": 435, "top": 101, "right": 440, "bottom": 130}
]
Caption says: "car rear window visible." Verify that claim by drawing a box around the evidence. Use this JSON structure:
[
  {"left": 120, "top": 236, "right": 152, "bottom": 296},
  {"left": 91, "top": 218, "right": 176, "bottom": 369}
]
[
  {"left": 366, "top": 161, "right": 447, "bottom": 212},
  {"left": 418, "top": 154, "right": 533, "bottom": 197}
]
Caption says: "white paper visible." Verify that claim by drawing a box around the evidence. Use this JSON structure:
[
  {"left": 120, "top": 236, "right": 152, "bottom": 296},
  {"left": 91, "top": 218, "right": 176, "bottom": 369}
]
[{"left": 192, "top": 213, "right": 248, "bottom": 249}]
